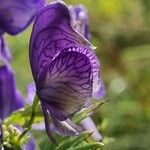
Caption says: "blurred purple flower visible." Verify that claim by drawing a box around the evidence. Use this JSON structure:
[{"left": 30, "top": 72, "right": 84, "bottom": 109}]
[
  {"left": 0, "top": 0, "right": 45, "bottom": 62},
  {"left": 29, "top": 1, "right": 102, "bottom": 142},
  {"left": 0, "top": 65, "right": 36, "bottom": 149},
  {"left": 0, "top": 65, "right": 24, "bottom": 120},
  {"left": 0, "top": 0, "right": 45, "bottom": 35},
  {"left": 69, "top": 4, "right": 91, "bottom": 40},
  {"left": 26, "top": 82, "right": 36, "bottom": 105},
  {"left": 24, "top": 136, "right": 35, "bottom": 150}
]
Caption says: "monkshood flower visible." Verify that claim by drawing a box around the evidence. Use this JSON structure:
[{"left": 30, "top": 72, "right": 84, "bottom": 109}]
[
  {"left": 0, "top": 0, "right": 45, "bottom": 62},
  {"left": 69, "top": 4, "right": 91, "bottom": 40},
  {"left": 0, "top": 65, "right": 24, "bottom": 120},
  {"left": 29, "top": 1, "right": 102, "bottom": 142}
]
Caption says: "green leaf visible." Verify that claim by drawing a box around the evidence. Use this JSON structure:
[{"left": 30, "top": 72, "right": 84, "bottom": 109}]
[
  {"left": 69, "top": 142, "right": 103, "bottom": 150},
  {"left": 3, "top": 104, "right": 43, "bottom": 127},
  {"left": 55, "top": 132, "right": 88, "bottom": 150},
  {"left": 73, "top": 99, "right": 108, "bottom": 123},
  {"left": 39, "top": 137, "right": 56, "bottom": 150},
  {"left": 55, "top": 131, "right": 104, "bottom": 150}
]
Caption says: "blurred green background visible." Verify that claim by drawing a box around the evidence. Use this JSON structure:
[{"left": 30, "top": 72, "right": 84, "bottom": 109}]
[{"left": 5, "top": 0, "right": 150, "bottom": 149}]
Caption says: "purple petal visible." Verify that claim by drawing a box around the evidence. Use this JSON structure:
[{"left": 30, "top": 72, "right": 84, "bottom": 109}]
[
  {"left": 93, "top": 80, "right": 106, "bottom": 99},
  {"left": 69, "top": 4, "right": 91, "bottom": 40},
  {"left": 0, "top": 0, "right": 45, "bottom": 35},
  {"left": 29, "top": 1, "right": 100, "bottom": 95},
  {"left": 41, "top": 101, "right": 57, "bottom": 144},
  {"left": 61, "top": 47, "right": 100, "bottom": 95},
  {"left": 38, "top": 51, "right": 92, "bottom": 121},
  {"left": 0, "top": 28, "right": 4, "bottom": 36},
  {"left": 0, "top": 37, "right": 11, "bottom": 62},
  {"left": 0, "top": 65, "right": 24, "bottom": 120}
]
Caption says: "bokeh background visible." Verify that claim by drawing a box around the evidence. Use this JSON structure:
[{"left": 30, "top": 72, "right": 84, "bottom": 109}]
[{"left": 5, "top": 0, "right": 150, "bottom": 149}]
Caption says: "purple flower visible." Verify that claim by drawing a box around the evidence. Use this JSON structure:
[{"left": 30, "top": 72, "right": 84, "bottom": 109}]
[
  {"left": 69, "top": 4, "right": 91, "bottom": 40},
  {"left": 0, "top": 0, "right": 45, "bottom": 35},
  {"left": 29, "top": 1, "right": 102, "bottom": 142},
  {"left": 0, "top": 65, "right": 24, "bottom": 120},
  {"left": 0, "top": 0, "right": 45, "bottom": 62}
]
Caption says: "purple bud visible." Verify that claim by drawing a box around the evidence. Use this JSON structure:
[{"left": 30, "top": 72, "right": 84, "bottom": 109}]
[{"left": 69, "top": 4, "right": 91, "bottom": 40}]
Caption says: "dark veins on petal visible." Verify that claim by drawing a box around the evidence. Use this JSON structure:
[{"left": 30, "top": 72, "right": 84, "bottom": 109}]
[
  {"left": 29, "top": 1, "right": 102, "bottom": 142},
  {"left": 37, "top": 51, "right": 92, "bottom": 121}
]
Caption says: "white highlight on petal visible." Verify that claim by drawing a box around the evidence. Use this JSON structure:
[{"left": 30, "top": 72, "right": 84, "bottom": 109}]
[
  {"left": 54, "top": 118, "right": 80, "bottom": 135},
  {"left": 60, "top": 120, "right": 78, "bottom": 134}
]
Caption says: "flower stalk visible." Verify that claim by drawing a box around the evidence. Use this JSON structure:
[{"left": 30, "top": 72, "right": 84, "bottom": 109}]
[{"left": 17, "top": 95, "right": 39, "bottom": 144}]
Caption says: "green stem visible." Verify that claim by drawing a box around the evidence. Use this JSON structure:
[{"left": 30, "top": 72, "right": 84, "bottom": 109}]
[{"left": 17, "top": 95, "right": 39, "bottom": 144}]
